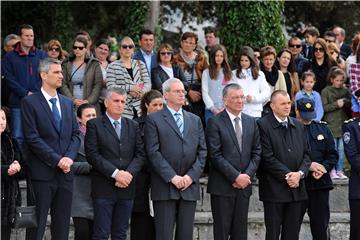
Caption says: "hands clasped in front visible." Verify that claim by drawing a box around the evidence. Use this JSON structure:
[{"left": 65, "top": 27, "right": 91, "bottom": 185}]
[
  {"left": 285, "top": 172, "right": 301, "bottom": 188},
  {"left": 232, "top": 173, "right": 251, "bottom": 189},
  {"left": 309, "top": 162, "right": 327, "bottom": 180},
  {"left": 57, "top": 157, "right": 73, "bottom": 174},
  {"left": 115, "top": 170, "right": 133, "bottom": 188},
  {"left": 8, "top": 160, "right": 21, "bottom": 176},
  {"left": 171, "top": 175, "right": 193, "bottom": 191}
]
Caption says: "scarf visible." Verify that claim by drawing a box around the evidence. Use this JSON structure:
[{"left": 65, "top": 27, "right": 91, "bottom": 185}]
[{"left": 261, "top": 64, "right": 279, "bottom": 86}]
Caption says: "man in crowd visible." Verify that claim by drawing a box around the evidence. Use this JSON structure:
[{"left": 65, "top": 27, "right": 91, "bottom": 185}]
[
  {"left": 3, "top": 24, "right": 47, "bottom": 146},
  {"left": 343, "top": 116, "right": 360, "bottom": 240},
  {"left": 133, "top": 29, "right": 157, "bottom": 76},
  {"left": 323, "top": 31, "right": 337, "bottom": 44},
  {"left": 333, "top": 26, "right": 352, "bottom": 59},
  {"left": 288, "top": 36, "right": 309, "bottom": 77},
  {"left": 145, "top": 78, "right": 207, "bottom": 240},
  {"left": 2, "top": 33, "right": 19, "bottom": 56},
  {"left": 204, "top": 27, "right": 219, "bottom": 55},
  {"left": 85, "top": 88, "right": 145, "bottom": 240},
  {"left": 21, "top": 58, "right": 80, "bottom": 240},
  {"left": 206, "top": 83, "right": 261, "bottom": 240},
  {"left": 296, "top": 97, "right": 338, "bottom": 240},
  {"left": 257, "top": 90, "right": 311, "bottom": 240}
]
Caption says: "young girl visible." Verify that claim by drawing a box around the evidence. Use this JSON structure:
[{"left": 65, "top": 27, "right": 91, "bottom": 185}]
[
  {"left": 321, "top": 67, "right": 352, "bottom": 179},
  {"left": 232, "top": 46, "right": 270, "bottom": 118},
  {"left": 201, "top": 44, "right": 233, "bottom": 122},
  {"left": 295, "top": 70, "right": 324, "bottom": 122}
]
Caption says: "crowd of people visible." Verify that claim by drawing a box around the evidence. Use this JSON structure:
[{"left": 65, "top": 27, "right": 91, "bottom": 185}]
[{"left": 1, "top": 23, "right": 360, "bottom": 240}]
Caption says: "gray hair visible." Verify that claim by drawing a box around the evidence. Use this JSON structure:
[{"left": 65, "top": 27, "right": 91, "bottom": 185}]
[
  {"left": 105, "top": 87, "right": 127, "bottom": 99},
  {"left": 38, "top": 58, "right": 61, "bottom": 74},
  {"left": 222, "top": 83, "right": 242, "bottom": 98},
  {"left": 334, "top": 26, "right": 346, "bottom": 37},
  {"left": 3, "top": 34, "right": 19, "bottom": 46},
  {"left": 162, "top": 78, "right": 183, "bottom": 93}
]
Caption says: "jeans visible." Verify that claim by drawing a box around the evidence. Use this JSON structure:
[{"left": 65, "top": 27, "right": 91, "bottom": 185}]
[
  {"left": 333, "top": 137, "right": 344, "bottom": 172},
  {"left": 10, "top": 108, "right": 24, "bottom": 145}
]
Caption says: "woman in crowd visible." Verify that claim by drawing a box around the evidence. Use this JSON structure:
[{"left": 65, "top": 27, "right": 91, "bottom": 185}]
[
  {"left": 1, "top": 107, "right": 23, "bottom": 240},
  {"left": 46, "top": 39, "right": 66, "bottom": 62},
  {"left": 260, "top": 45, "right": 287, "bottom": 115},
  {"left": 71, "top": 103, "right": 97, "bottom": 240},
  {"left": 60, "top": 36, "right": 103, "bottom": 114},
  {"left": 327, "top": 42, "right": 346, "bottom": 70},
  {"left": 151, "top": 43, "right": 188, "bottom": 93},
  {"left": 276, "top": 48, "right": 300, "bottom": 116},
  {"left": 131, "top": 90, "right": 163, "bottom": 240},
  {"left": 94, "top": 38, "right": 112, "bottom": 114},
  {"left": 305, "top": 38, "right": 337, "bottom": 93},
  {"left": 173, "top": 32, "right": 209, "bottom": 123},
  {"left": 346, "top": 33, "right": 360, "bottom": 75},
  {"left": 348, "top": 44, "right": 360, "bottom": 118},
  {"left": 106, "top": 36, "right": 151, "bottom": 119},
  {"left": 232, "top": 46, "right": 270, "bottom": 119}
]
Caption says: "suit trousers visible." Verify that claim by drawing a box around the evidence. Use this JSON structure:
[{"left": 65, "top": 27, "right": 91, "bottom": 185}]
[
  {"left": 92, "top": 198, "right": 133, "bottom": 240},
  {"left": 153, "top": 199, "right": 196, "bottom": 240},
  {"left": 211, "top": 192, "right": 250, "bottom": 240},
  {"left": 130, "top": 212, "right": 155, "bottom": 240},
  {"left": 350, "top": 199, "right": 360, "bottom": 240},
  {"left": 31, "top": 176, "right": 73, "bottom": 240},
  {"left": 263, "top": 201, "right": 305, "bottom": 240},
  {"left": 302, "top": 189, "right": 330, "bottom": 240}
]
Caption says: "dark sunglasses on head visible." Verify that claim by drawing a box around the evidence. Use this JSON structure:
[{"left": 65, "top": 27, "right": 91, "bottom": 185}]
[
  {"left": 325, "top": 39, "right": 335, "bottom": 43},
  {"left": 121, "top": 44, "right": 135, "bottom": 49},
  {"left": 73, "top": 46, "right": 85, "bottom": 50},
  {"left": 160, "top": 52, "right": 172, "bottom": 56},
  {"left": 49, "top": 47, "right": 60, "bottom": 52},
  {"left": 289, "top": 44, "right": 301, "bottom": 48},
  {"left": 314, "top": 47, "right": 325, "bottom": 52}
]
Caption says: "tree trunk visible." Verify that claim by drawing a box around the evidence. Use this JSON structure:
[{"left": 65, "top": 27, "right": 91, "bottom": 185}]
[{"left": 144, "top": 1, "right": 160, "bottom": 32}]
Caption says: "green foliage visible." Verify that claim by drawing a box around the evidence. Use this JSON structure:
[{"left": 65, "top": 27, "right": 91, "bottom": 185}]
[
  {"left": 215, "top": 1, "right": 285, "bottom": 62},
  {"left": 122, "top": 2, "right": 150, "bottom": 44}
]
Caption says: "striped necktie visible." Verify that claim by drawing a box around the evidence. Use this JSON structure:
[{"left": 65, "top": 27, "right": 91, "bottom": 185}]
[{"left": 174, "top": 112, "right": 184, "bottom": 136}]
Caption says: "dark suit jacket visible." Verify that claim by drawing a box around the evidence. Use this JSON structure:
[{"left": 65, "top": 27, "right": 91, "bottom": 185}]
[
  {"left": 206, "top": 111, "right": 261, "bottom": 197},
  {"left": 340, "top": 43, "right": 352, "bottom": 60},
  {"left": 257, "top": 114, "right": 311, "bottom": 203},
  {"left": 85, "top": 115, "right": 145, "bottom": 199},
  {"left": 21, "top": 92, "right": 80, "bottom": 181},
  {"left": 145, "top": 107, "right": 207, "bottom": 201},
  {"left": 133, "top": 50, "right": 158, "bottom": 75},
  {"left": 151, "top": 64, "right": 189, "bottom": 92}
]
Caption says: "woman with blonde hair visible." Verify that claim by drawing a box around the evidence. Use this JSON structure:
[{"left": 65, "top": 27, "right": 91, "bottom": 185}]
[
  {"left": 327, "top": 42, "right": 346, "bottom": 70},
  {"left": 46, "top": 39, "right": 67, "bottom": 61}
]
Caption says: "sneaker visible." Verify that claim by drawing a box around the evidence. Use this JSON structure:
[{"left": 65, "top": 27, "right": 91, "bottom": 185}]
[
  {"left": 336, "top": 171, "right": 348, "bottom": 179},
  {"left": 330, "top": 170, "right": 339, "bottom": 179}
]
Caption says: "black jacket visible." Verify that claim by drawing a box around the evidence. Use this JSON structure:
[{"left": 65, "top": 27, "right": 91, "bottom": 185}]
[{"left": 151, "top": 64, "right": 188, "bottom": 92}]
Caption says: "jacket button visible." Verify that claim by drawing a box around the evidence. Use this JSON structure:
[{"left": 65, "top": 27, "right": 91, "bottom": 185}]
[{"left": 288, "top": 149, "right": 291, "bottom": 152}]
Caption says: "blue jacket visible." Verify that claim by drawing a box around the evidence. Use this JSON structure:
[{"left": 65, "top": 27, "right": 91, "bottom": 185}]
[{"left": 2, "top": 43, "right": 47, "bottom": 108}]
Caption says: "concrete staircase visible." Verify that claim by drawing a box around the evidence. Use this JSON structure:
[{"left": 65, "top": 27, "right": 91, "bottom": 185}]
[{"left": 11, "top": 177, "right": 350, "bottom": 240}]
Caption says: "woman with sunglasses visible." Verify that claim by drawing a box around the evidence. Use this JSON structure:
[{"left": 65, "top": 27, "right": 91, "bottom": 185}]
[
  {"left": 151, "top": 43, "right": 188, "bottom": 93},
  {"left": 61, "top": 36, "right": 103, "bottom": 115},
  {"left": 327, "top": 42, "right": 346, "bottom": 70},
  {"left": 46, "top": 39, "right": 66, "bottom": 61},
  {"left": 304, "top": 38, "right": 337, "bottom": 93},
  {"left": 106, "top": 36, "right": 151, "bottom": 119}
]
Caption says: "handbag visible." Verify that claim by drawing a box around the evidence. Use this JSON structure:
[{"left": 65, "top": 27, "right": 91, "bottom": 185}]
[{"left": 12, "top": 176, "right": 37, "bottom": 228}]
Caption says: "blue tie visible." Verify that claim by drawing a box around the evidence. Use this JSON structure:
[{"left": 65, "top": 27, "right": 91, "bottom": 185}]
[
  {"left": 49, "top": 98, "right": 61, "bottom": 131},
  {"left": 174, "top": 113, "right": 184, "bottom": 136},
  {"left": 281, "top": 121, "right": 288, "bottom": 129},
  {"left": 114, "top": 120, "right": 121, "bottom": 139}
]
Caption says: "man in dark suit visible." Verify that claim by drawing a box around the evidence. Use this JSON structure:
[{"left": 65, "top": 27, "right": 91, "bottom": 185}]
[
  {"left": 85, "top": 88, "right": 145, "bottom": 240},
  {"left": 206, "top": 83, "right": 261, "bottom": 240},
  {"left": 343, "top": 117, "right": 360, "bottom": 240},
  {"left": 145, "top": 78, "right": 207, "bottom": 240},
  {"left": 333, "top": 26, "right": 352, "bottom": 59},
  {"left": 133, "top": 29, "right": 157, "bottom": 76},
  {"left": 257, "top": 90, "right": 311, "bottom": 240},
  {"left": 21, "top": 58, "right": 80, "bottom": 240}
]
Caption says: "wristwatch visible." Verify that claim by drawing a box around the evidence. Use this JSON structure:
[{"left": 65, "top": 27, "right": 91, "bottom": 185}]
[{"left": 298, "top": 170, "right": 305, "bottom": 179}]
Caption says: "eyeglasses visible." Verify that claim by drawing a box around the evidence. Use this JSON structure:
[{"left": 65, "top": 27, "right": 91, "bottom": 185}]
[
  {"left": 97, "top": 46, "right": 109, "bottom": 52},
  {"left": 289, "top": 44, "right": 302, "bottom": 49},
  {"left": 160, "top": 52, "right": 172, "bottom": 56},
  {"left": 314, "top": 47, "right": 325, "bottom": 52},
  {"left": 121, "top": 44, "right": 135, "bottom": 49},
  {"left": 73, "top": 46, "right": 85, "bottom": 50},
  {"left": 49, "top": 47, "right": 60, "bottom": 52}
]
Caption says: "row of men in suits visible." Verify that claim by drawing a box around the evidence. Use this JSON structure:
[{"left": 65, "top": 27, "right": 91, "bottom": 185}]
[{"left": 21, "top": 57, "right": 358, "bottom": 240}]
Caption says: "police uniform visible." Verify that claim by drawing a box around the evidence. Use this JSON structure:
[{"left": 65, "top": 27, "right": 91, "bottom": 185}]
[
  {"left": 297, "top": 98, "right": 338, "bottom": 240},
  {"left": 342, "top": 117, "right": 360, "bottom": 240}
]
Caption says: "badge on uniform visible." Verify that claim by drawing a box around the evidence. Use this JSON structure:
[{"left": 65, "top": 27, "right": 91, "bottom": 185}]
[
  {"left": 343, "top": 132, "right": 351, "bottom": 144},
  {"left": 317, "top": 134, "right": 324, "bottom": 140}
]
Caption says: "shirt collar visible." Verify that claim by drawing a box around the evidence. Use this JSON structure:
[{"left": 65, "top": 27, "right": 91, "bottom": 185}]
[
  {"left": 106, "top": 112, "right": 121, "bottom": 125},
  {"left": 301, "top": 89, "right": 313, "bottom": 96},
  {"left": 140, "top": 48, "right": 153, "bottom": 56},
  {"left": 273, "top": 113, "right": 288, "bottom": 123},
  {"left": 167, "top": 106, "right": 183, "bottom": 116},
  {"left": 226, "top": 109, "right": 241, "bottom": 122},
  {"left": 41, "top": 87, "right": 58, "bottom": 102}
]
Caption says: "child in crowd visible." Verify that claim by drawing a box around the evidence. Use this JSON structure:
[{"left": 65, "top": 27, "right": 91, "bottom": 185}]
[
  {"left": 232, "top": 46, "right": 270, "bottom": 119},
  {"left": 302, "top": 26, "right": 320, "bottom": 61},
  {"left": 321, "top": 67, "right": 352, "bottom": 179},
  {"left": 295, "top": 70, "right": 324, "bottom": 122},
  {"left": 201, "top": 44, "right": 233, "bottom": 122}
]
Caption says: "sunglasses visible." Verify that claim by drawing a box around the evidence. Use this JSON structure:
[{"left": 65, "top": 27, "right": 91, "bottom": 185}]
[
  {"left": 49, "top": 47, "right": 60, "bottom": 52},
  {"left": 160, "top": 52, "right": 172, "bottom": 56},
  {"left": 121, "top": 44, "right": 135, "bottom": 49},
  {"left": 314, "top": 47, "right": 325, "bottom": 52},
  {"left": 289, "top": 44, "right": 301, "bottom": 48},
  {"left": 73, "top": 46, "right": 85, "bottom": 50}
]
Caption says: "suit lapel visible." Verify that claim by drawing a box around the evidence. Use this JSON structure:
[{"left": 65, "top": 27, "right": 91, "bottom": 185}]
[
  {"left": 220, "top": 111, "right": 241, "bottom": 153},
  {"left": 38, "top": 93, "right": 60, "bottom": 133},
  {"left": 102, "top": 115, "right": 120, "bottom": 142},
  {"left": 58, "top": 95, "right": 68, "bottom": 134},
  {"left": 182, "top": 110, "right": 191, "bottom": 138},
  {"left": 163, "top": 108, "right": 182, "bottom": 138}
]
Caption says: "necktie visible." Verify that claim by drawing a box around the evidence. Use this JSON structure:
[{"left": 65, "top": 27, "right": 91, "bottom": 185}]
[
  {"left": 49, "top": 98, "right": 61, "bottom": 131},
  {"left": 174, "top": 113, "right": 184, "bottom": 136},
  {"left": 281, "top": 121, "right": 288, "bottom": 129},
  {"left": 234, "top": 117, "right": 242, "bottom": 151},
  {"left": 114, "top": 120, "right": 121, "bottom": 139}
]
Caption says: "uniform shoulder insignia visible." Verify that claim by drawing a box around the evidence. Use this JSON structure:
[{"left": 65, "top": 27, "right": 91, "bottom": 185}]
[
  {"left": 344, "top": 118, "right": 355, "bottom": 124},
  {"left": 319, "top": 121, "right": 328, "bottom": 125}
]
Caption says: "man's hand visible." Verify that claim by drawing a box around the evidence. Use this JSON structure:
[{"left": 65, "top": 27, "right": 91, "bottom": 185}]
[
  {"left": 232, "top": 174, "right": 251, "bottom": 189},
  {"left": 114, "top": 170, "right": 133, "bottom": 188},
  {"left": 188, "top": 89, "right": 201, "bottom": 103},
  {"left": 8, "top": 160, "right": 21, "bottom": 176},
  {"left": 181, "top": 175, "right": 193, "bottom": 191},
  {"left": 171, "top": 175, "right": 185, "bottom": 189},
  {"left": 58, "top": 157, "right": 73, "bottom": 173},
  {"left": 286, "top": 172, "right": 301, "bottom": 188}
]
